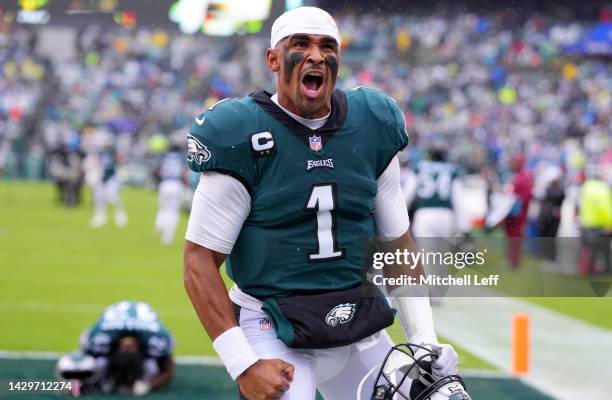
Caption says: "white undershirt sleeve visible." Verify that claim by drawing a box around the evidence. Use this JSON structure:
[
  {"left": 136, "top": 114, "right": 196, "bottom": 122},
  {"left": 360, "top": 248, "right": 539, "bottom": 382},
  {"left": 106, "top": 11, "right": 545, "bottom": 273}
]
[
  {"left": 373, "top": 156, "right": 411, "bottom": 241},
  {"left": 185, "top": 172, "right": 251, "bottom": 254},
  {"left": 451, "top": 178, "right": 462, "bottom": 212},
  {"left": 376, "top": 158, "right": 437, "bottom": 344},
  {"left": 402, "top": 169, "right": 417, "bottom": 206}
]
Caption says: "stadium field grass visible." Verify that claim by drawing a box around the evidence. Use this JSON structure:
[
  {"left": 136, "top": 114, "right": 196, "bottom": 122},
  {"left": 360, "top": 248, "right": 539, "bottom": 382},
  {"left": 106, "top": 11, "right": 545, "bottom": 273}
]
[
  {"left": 2, "top": 181, "right": 608, "bottom": 369},
  {"left": 525, "top": 297, "right": 612, "bottom": 329}
]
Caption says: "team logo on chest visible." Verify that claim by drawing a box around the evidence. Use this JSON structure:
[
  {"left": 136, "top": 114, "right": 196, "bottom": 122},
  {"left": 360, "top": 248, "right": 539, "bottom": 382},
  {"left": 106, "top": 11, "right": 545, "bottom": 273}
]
[
  {"left": 309, "top": 135, "right": 322, "bottom": 152},
  {"left": 325, "top": 303, "right": 356, "bottom": 327},
  {"left": 306, "top": 158, "right": 334, "bottom": 171}
]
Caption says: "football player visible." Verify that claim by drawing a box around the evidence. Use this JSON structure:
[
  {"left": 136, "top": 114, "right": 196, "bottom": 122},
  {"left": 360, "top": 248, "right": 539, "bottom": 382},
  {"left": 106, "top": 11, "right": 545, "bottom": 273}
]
[
  {"left": 183, "top": 7, "right": 458, "bottom": 400},
  {"left": 74, "top": 301, "right": 175, "bottom": 396},
  {"left": 403, "top": 142, "right": 463, "bottom": 301},
  {"left": 85, "top": 147, "right": 128, "bottom": 228},
  {"left": 404, "top": 141, "right": 462, "bottom": 238},
  {"left": 154, "top": 145, "right": 187, "bottom": 245}
]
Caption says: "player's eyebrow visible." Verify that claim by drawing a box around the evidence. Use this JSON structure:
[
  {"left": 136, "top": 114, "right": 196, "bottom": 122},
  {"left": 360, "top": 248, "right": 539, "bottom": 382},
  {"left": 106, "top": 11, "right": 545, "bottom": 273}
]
[
  {"left": 289, "top": 34, "right": 312, "bottom": 43},
  {"left": 288, "top": 34, "right": 338, "bottom": 49},
  {"left": 320, "top": 37, "right": 337, "bottom": 46}
]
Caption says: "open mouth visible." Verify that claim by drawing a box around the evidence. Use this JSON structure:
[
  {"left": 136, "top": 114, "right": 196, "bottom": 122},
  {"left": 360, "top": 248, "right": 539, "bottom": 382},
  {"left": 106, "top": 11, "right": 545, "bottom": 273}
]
[{"left": 301, "top": 72, "right": 325, "bottom": 99}]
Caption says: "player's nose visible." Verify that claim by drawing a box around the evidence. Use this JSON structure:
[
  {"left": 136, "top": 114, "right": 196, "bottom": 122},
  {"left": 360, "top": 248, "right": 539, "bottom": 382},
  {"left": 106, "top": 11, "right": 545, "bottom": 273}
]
[{"left": 306, "top": 46, "right": 325, "bottom": 64}]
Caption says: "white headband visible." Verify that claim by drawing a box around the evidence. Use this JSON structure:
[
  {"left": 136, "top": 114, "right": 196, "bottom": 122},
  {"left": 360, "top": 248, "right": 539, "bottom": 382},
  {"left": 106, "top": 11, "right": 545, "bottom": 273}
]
[{"left": 270, "top": 7, "right": 340, "bottom": 49}]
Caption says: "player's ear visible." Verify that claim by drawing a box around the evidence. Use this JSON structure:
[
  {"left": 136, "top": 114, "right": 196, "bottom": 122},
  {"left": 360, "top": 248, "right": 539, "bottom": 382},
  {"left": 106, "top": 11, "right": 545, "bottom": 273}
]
[{"left": 266, "top": 48, "right": 280, "bottom": 72}]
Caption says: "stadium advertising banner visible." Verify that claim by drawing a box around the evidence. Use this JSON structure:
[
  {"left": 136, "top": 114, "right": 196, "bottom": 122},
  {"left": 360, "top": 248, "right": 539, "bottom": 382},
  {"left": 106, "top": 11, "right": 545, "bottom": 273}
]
[{"left": 2, "top": 0, "right": 279, "bottom": 34}]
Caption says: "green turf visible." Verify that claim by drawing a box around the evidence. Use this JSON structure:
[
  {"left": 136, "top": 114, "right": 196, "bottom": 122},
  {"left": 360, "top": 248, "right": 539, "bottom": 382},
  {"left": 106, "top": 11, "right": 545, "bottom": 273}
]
[
  {"left": 525, "top": 297, "right": 612, "bottom": 330},
  {"left": 0, "top": 181, "right": 206, "bottom": 355},
  {"left": 0, "top": 359, "right": 238, "bottom": 400},
  {"left": 0, "top": 359, "right": 553, "bottom": 400},
  {"left": 8, "top": 181, "right": 610, "bottom": 370},
  {"left": 464, "top": 238, "right": 612, "bottom": 330},
  {"left": 451, "top": 234, "right": 612, "bottom": 330},
  {"left": 2, "top": 180, "right": 610, "bottom": 370},
  {"left": 0, "top": 181, "right": 497, "bottom": 372},
  {"left": 8, "top": 180, "right": 612, "bottom": 398},
  {"left": 450, "top": 237, "right": 612, "bottom": 298}
]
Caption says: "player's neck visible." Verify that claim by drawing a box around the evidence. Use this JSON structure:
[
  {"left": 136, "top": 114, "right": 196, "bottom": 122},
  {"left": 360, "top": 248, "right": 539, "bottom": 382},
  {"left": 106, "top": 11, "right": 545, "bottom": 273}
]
[{"left": 271, "top": 93, "right": 329, "bottom": 130}]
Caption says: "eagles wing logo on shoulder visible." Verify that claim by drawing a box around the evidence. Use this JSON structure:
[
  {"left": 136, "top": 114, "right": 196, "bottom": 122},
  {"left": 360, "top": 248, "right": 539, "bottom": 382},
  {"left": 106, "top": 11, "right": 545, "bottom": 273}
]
[
  {"left": 325, "top": 303, "right": 356, "bottom": 327},
  {"left": 187, "top": 135, "right": 211, "bottom": 164}
]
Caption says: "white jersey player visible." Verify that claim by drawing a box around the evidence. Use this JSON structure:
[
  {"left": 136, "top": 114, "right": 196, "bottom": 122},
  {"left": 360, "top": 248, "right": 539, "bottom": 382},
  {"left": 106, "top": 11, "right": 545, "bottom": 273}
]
[
  {"left": 154, "top": 149, "right": 186, "bottom": 245},
  {"left": 84, "top": 150, "right": 127, "bottom": 228}
]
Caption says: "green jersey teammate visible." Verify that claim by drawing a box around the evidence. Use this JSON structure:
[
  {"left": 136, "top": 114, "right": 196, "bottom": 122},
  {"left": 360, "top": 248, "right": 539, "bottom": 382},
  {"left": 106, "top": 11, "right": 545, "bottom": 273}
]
[
  {"left": 184, "top": 7, "right": 463, "bottom": 400},
  {"left": 405, "top": 143, "right": 462, "bottom": 237},
  {"left": 77, "top": 301, "right": 175, "bottom": 395}
]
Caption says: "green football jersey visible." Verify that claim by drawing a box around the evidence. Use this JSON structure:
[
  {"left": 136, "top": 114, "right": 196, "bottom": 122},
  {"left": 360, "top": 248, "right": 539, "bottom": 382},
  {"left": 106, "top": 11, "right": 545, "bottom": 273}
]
[
  {"left": 101, "top": 151, "right": 116, "bottom": 182},
  {"left": 187, "top": 87, "right": 408, "bottom": 298},
  {"left": 83, "top": 301, "right": 173, "bottom": 358},
  {"left": 414, "top": 160, "right": 460, "bottom": 209}
]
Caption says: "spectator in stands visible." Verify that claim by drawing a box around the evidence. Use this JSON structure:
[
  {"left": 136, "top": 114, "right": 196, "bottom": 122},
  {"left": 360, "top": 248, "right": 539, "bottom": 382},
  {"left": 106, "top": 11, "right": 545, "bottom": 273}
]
[
  {"left": 577, "top": 169, "right": 612, "bottom": 274},
  {"left": 1, "top": 5, "right": 610, "bottom": 264}
]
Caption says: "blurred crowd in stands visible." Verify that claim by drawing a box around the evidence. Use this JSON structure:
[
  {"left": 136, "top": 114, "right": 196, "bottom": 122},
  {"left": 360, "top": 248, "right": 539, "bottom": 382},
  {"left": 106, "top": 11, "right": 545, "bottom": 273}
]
[{"left": 0, "top": 4, "right": 610, "bottom": 270}]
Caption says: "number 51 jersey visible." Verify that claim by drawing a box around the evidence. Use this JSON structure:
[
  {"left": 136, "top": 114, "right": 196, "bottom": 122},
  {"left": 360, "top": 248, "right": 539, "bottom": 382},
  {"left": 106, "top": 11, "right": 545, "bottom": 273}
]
[{"left": 187, "top": 87, "right": 408, "bottom": 299}]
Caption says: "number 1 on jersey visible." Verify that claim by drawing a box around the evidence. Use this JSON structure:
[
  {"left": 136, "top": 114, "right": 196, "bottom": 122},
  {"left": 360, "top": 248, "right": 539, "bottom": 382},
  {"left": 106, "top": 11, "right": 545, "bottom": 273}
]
[{"left": 304, "top": 183, "right": 345, "bottom": 262}]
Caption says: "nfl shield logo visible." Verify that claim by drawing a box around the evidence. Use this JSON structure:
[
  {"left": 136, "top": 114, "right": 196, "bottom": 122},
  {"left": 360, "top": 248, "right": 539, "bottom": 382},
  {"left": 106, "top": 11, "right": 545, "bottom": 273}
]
[
  {"left": 259, "top": 318, "right": 272, "bottom": 330},
  {"left": 309, "top": 135, "right": 322, "bottom": 152}
]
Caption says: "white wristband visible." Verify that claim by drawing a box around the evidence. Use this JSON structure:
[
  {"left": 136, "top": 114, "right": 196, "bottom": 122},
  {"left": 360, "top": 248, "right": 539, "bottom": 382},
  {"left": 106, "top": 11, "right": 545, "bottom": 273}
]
[
  {"left": 213, "top": 327, "right": 259, "bottom": 380},
  {"left": 132, "top": 380, "right": 151, "bottom": 396}
]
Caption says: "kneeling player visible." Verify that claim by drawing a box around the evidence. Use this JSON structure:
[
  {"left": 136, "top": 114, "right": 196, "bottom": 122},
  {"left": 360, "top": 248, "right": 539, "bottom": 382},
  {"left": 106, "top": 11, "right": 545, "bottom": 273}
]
[{"left": 56, "top": 301, "right": 175, "bottom": 396}]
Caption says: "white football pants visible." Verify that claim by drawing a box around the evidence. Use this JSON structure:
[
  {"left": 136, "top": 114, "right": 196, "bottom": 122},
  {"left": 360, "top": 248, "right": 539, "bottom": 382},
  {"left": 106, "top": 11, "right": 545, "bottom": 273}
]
[
  {"left": 91, "top": 177, "right": 127, "bottom": 227},
  {"left": 155, "top": 180, "right": 185, "bottom": 245},
  {"left": 236, "top": 306, "right": 412, "bottom": 399},
  {"left": 412, "top": 208, "right": 457, "bottom": 299},
  {"left": 412, "top": 208, "right": 456, "bottom": 238}
]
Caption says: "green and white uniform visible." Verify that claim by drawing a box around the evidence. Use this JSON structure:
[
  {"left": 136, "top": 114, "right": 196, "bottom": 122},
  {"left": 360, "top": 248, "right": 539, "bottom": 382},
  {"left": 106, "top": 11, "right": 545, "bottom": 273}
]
[
  {"left": 185, "top": 87, "right": 416, "bottom": 399},
  {"left": 186, "top": 87, "right": 409, "bottom": 299},
  {"left": 414, "top": 160, "right": 460, "bottom": 210},
  {"left": 81, "top": 301, "right": 173, "bottom": 359},
  {"left": 411, "top": 160, "right": 461, "bottom": 238}
]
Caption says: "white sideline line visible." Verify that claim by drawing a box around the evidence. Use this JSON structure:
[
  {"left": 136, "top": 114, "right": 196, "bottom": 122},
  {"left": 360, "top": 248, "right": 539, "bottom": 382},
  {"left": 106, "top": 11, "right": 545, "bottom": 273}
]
[
  {"left": 0, "top": 350, "right": 222, "bottom": 366},
  {"left": 459, "top": 369, "right": 513, "bottom": 379},
  {"left": 432, "top": 296, "right": 612, "bottom": 400}
]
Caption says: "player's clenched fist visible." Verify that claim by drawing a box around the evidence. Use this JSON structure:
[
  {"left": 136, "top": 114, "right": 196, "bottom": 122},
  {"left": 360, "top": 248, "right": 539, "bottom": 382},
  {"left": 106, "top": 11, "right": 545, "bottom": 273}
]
[{"left": 238, "top": 359, "right": 294, "bottom": 400}]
